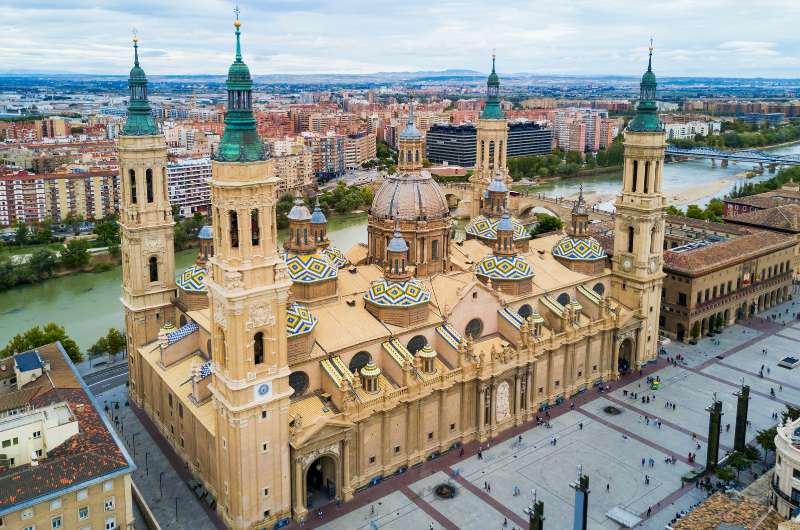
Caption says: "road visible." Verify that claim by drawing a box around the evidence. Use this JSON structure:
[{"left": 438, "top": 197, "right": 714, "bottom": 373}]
[{"left": 84, "top": 362, "right": 129, "bottom": 394}]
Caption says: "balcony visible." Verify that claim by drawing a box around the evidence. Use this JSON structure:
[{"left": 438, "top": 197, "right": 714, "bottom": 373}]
[
  {"left": 662, "top": 272, "right": 793, "bottom": 318},
  {"left": 771, "top": 477, "right": 800, "bottom": 509}
]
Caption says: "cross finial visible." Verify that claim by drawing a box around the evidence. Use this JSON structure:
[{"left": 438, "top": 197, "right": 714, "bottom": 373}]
[
  {"left": 132, "top": 28, "right": 140, "bottom": 66},
  {"left": 647, "top": 37, "right": 654, "bottom": 71},
  {"left": 491, "top": 48, "right": 496, "bottom": 72},
  {"left": 234, "top": 3, "right": 240, "bottom": 21},
  {"left": 233, "top": 3, "right": 242, "bottom": 60}
]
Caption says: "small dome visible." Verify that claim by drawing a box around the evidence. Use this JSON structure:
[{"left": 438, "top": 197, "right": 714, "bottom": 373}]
[
  {"left": 321, "top": 244, "right": 347, "bottom": 268},
  {"left": 387, "top": 230, "right": 409, "bottom": 253},
  {"left": 177, "top": 264, "right": 208, "bottom": 293},
  {"left": 552, "top": 236, "right": 607, "bottom": 262},
  {"left": 475, "top": 255, "right": 534, "bottom": 281},
  {"left": 400, "top": 121, "right": 422, "bottom": 140},
  {"left": 641, "top": 68, "right": 656, "bottom": 86},
  {"left": 360, "top": 361, "right": 381, "bottom": 378},
  {"left": 288, "top": 196, "right": 311, "bottom": 221},
  {"left": 227, "top": 60, "right": 252, "bottom": 87},
  {"left": 497, "top": 210, "right": 514, "bottom": 233},
  {"left": 129, "top": 64, "right": 147, "bottom": 83},
  {"left": 487, "top": 174, "right": 508, "bottom": 194},
  {"left": 310, "top": 200, "right": 327, "bottom": 224},
  {"left": 284, "top": 252, "right": 338, "bottom": 284},
  {"left": 417, "top": 345, "right": 437, "bottom": 359},
  {"left": 465, "top": 215, "right": 530, "bottom": 242},
  {"left": 159, "top": 322, "right": 176, "bottom": 334},
  {"left": 197, "top": 225, "right": 213, "bottom": 240},
  {"left": 364, "top": 278, "right": 431, "bottom": 307},
  {"left": 370, "top": 172, "right": 449, "bottom": 221}
]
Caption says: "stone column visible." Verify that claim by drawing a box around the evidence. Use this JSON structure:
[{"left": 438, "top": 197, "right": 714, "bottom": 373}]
[
  {"left": 342, "top": 437, "right": 353, "bottom": 501},
  {"left": 293, "top": 458, "right": 306, "bottom": 521}
]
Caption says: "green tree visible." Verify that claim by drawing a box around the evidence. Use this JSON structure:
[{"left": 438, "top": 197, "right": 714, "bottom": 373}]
[
  {"left": 93, "top": 218, "right": 119, "bottom": 247},
  {"left": 63, "top": 213, "right": 84, "bottom": 236},
  {"left": 15, "top": 223, "right": 28, "bottom": 246},
  {"left": 665, "top": 206, "right": 683, "bottom": 216},
  {"left": 715, "top": 314, "right": 725, "bottom": 332},
  {"left": 726, "top": 451, "right": 751, "bottom": 479},
  {"left": 755, "top": 427, "right": 776, "bottom": 462},
  {"left": 691, "top": 321, "right": 701, "bottom": 341},
  {"left": 531, "top": 213, "right": 563, "bottom": 236},
  {"left": 715, "top": 466, "right": 736, "bottom": 482},
  {"left": 28, "top": 248, "right": 58, "bottom": 280},
  {"left": 1, "top": 322, "right": 82, "bottom": 363},
  {"left": 87, "top": 328, "right": 126, "bottom": 359},
  {"left": 60, "top": 239, "right": 91, "bottom": 269},
  {"left": 685, "top": 204, "right": 704, "bottom": 219}
]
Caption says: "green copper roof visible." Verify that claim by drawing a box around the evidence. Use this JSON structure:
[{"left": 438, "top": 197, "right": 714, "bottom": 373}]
[
  {"left": 628, "top": 47, "right": 662, "bottom": 133},
  {"left": 215, "top": 19, "right": 266, "bottom": 163},
  {"left": 122, "top": 39, "right": 159, "bottom": 136},
  {"left": 481, "top": 53, "right": 505, "bottom": 120}
]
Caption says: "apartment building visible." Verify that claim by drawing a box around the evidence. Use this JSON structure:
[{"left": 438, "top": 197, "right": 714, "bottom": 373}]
[
  {"left": 425, "top": 121, "right": 553, "bottom": 166},
  {"left": 301, "top": 130, "right": 345, "bottom": 179},
  {"left": 167, "top": 157, "right": 212, "bottom": 216},
  {"left": 0, "top": 170, "right": 46, "bottom": 225},
  {"left": 0, "top": 342, "right": 135, "bottom": 530},
  {"left": 344, "top": 131, "right": 376, "bottom": 169},
  {"left": 554, "top": 108, "right": 611, "bottom": 152}
]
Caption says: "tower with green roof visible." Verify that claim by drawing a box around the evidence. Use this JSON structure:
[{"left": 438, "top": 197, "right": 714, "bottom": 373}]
[
  {"left": 118, "top": 35, "right": 177, "bottom": 408},
  {"left": 206, "top": 13, "right": 293, "bottom": 530},
  {"left": 469, "top": 52, "right": 510, "bottom": 218},
  {"left": 611, "top": 43, "right": 666, "bottom": 374}
]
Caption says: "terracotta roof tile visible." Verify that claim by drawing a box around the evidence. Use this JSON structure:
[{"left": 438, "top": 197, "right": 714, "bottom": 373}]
[
  {"left": 726, "top": 203, "right": 800, "bottom": 233},
  {"left": 671, "top": 492, "right": 785, "bottom": 530}
]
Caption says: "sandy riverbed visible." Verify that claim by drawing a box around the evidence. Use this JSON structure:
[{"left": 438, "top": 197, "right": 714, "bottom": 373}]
[{"left": 561, "top": 178, "right": 733, "bottom": 208}]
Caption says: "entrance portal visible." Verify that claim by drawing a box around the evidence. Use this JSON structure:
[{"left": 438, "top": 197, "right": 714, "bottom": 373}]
[
  {"left": 306, "top": 455, "right": 337, "bottom": 510},
  {"left": 676, "top": 324, "right": 685, "bottom": 343},
  {"left": 618, "top": 338, "right": 634, "bottom": 374}
]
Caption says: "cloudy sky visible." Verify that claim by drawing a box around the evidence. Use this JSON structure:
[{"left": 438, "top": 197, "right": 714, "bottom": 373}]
[{"left": 2, "top": 0, "right": 798, "bottom": 77}]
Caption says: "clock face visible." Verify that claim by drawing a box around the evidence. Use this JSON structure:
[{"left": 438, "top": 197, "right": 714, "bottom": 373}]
[
  {"left": 258, "top": 383, "right": 270, "bottom": 396},
  {"left": 623, "top": 259, "right": 632, "bottom": 270},
  {"left": 253, "top": 382, "right": 272, "bottom": 401}
]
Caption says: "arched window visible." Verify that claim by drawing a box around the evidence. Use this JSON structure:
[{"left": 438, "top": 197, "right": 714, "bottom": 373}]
[
  {"left": 632, "top": 160, "right": 638, "bottom": 192},
  {"left": 129, "top": 169, "right": 137, "bottom": 204},
  {"left": 348, "top": 351, "right": 372, "bottom": 373},
  {"left": 145, "top": 168, "right": 154, "bottom": 203},
  {"left": 179, "top": 314, "right": 187, "bottom": 327},
  {"left": 518, "top": 304, "right": 533, "bottom": 319},
  {"left": 251, "top": 209, "right": 260, "bottom": 246},
  {"left": 654, "top": 161, "right": 660, "bottom": 191},
  {"left": 650, "top": 226, "right": 657, "bottom": 254},
  {"left": 148, "top": 256, "right": 158, "bottom": 282},
  {"left": 162, "top": 167, "right": 168, "bottom": 199},
  {"left": 628, "top": 226, "right": 634, "bottom": 253},
  {"left": 643, "top": 161, "right": 650, "bottom": 193},
  {"left": 303, "top": 228, "right": 308, "bottom": 245},
  {"left": 253, "top": 332, "right": 264, "bottom": 365},
  {"left": 431, "top": 239, "right": 439, "bottom": 260},
  {"left": 556, "top": 293, "right": 570, "bottom": 306},
  {"left": 592, "top": 282, "right": 605, "bottom": 296},
  {"left": 289, "top": 371, "right": 309, "bottom": 396},
  {"left": 407, "top": 335, "right": 427, "bottom": 354},
  {"left": 465, "top": 318, "right": 483, "bottom": 339},
  {"left": 229, "top": 211, "right": 239, "bottom": 248}
]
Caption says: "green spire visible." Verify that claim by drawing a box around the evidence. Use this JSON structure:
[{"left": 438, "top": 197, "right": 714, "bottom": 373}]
[
  {"left": 215, "top": 12, "right": 266, "bottom": 163},
  {"left": 628, "top": 42, "right": 662, "bottom": 133},
  {"left": 481, "top": 50, "right": 504, "bottom": 120},
  {"left": 122, "top": 36, "right": 159, "bottom": 136}
]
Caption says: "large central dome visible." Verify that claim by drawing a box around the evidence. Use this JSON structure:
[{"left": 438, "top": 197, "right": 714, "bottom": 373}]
[{"left": 370, "top": 171, "right": 449, "bottom": 221}]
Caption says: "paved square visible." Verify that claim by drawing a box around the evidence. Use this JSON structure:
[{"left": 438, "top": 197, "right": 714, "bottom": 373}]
[{"left": 292, "top": 306, "right": 800, "bottom": 530}]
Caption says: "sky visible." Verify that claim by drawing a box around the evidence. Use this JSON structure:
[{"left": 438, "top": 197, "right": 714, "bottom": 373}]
[{"left": 1, "top": 0, "right": 799, "bottom": 78}]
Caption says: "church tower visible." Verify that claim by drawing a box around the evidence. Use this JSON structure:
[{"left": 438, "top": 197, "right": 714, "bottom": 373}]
[
  {"left": 610, "top": 45, "right": 666, "bottom": 371},
  {"left": 469, "top": 52, "right": 509, "bottom": 217},
  {"left": 119, "top": 36, "right": 176, "bottom": 406},
  {"left": 206, "top": 14, "right": 293, "bottom": 529}
]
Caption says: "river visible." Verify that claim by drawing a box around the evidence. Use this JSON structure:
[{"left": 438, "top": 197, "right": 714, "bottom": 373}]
[{"left": 2, "top": 142, "right": 799, "bottom": 351}]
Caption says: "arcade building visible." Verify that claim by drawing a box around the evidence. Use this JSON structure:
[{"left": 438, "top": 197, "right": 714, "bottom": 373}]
[{"left": 121, "top": 23, "right": 668, "bottom": 529}]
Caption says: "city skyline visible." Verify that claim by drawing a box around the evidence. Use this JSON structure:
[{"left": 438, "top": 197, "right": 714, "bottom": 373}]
[{"left": 2, "top": 0, "right": 799, "bottom": 78}]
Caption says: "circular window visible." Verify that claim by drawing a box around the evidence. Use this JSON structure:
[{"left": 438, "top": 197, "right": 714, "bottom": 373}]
[
  {"left": 348, "top": 351, "right": 372, "bottom": 373},
  {"left": 406, "top": 335, "right": 428, "bottom": 354},
  {"left": 465, "top": 318, "right": 484, "bottom": 339},
  {"left": 518, "top": 304, "right": 532, "bottom": 319},
  {"left": 289, "top": 371, "right": 309, "bottom": 396},
  {"left": 557, "top": 293, "right": 570, "bottom": 306},
  {"left": 592, "top": 282, "right": 605, "bottom": 296}
]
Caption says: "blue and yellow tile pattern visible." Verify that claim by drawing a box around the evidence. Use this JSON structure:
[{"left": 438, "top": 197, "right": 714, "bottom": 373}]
[
  {"left": 475, "top": 255, "right": 534, "bottom": 281},
  {"left": 176, "top": 265, "right": 208, "bottom": 293},
  {"left": 364, "top": 278, "right": 431, "bottom": 307},
  {"left": 286, "top": 302, "right": 318, "bottom": 337},
  {"left": 465, "top": 215, "right": 529, "bottom": 242},
  {"left": 284, "top": 252, "right": 338, "bottom": 284},
  {"left": 552, "top": 236, "right": 607, "bottom": 261}
]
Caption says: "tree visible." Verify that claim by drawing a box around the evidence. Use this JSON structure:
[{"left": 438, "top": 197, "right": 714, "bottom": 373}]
[
  {"left": 15, "top": 223, "right": 28, "bottom": 246},
  {"left": 726, "top": 451, "right": 751, "bottom": 479},
  {"left": 63, "top": 213, "right": 84, "bottom": 236},
  {"left": 691, "top": 321, "right": 701, "bottom": 341},
  {"left": 665, "top": 206, "right": 683, "bottom": 216},
  {"left": 28, "top": 248, "right": 58, "bottom": 280},
  {"left": 1, "top": 322, "right": 82, "bottom": 363},
  {"left": 60, "top": 239, "right": 90, "bottom": 269},
  {"left": 93, "top": 218, "right": 119, "bottom": 247},
  {"left": 715, "top": 466, "right": 736, "bottom": 482},
  {"left": 531, "top": 213, "right": 563, "bottom": 236},
  {"left": 87, "top": 328, "right": 126, "bottom": 359},
  {"left": 715, "top": 314, "right": 725, "bottom": 332},
  {"left": 686, "top": 204, "right": 704, "bottom": 219},
  {"left": 755, "top": 427, "right": 776, "bottom": 462}
]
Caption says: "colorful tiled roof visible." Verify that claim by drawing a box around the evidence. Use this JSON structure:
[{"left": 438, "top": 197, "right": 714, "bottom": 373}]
[
  {"left": 320, "top": 355, "right": 353, "bottom": 389},
  {"left": 417, "top": 345, "right": 437, "bottom": 359},
  {"left": 475, "top": 254, "right": 534, "bottom": 281},
  {"left": 465, "top": 215, "right": 530, "bottom": 241},
  {"left": 436, "top": 323, "right": 463, "bottom": 350},
  {"left": 360, "top": 361, "right": 381, "bottom": 377},
  {"left": 167, "top": 321, "right": 199, "bottom": 345},
  {"left": 199, "top": 360, "right": 212, "bottom": 379},
  {"left": 284, "top": 252, "right": 338, "bottom": 284},
  {"left": 177, "top": 264, "right": 208, "bottom": 293},
  {"left": 383, "top": 338, "right": 414, "bottom": 367},
  {"left": 322, "top": 244, "right": 348, "bottom": 269},
  {"left": 286, "top": 302, "right": 318, "bottom": 338},
  {"left": 364, "top": 278, "right": 431, "bottom": 307},
  {"left": 498, "top": 307, "right": 526, "bottom": 330},
  {"left": 552, "top": 236, "right": 607, "bottom": 261}
]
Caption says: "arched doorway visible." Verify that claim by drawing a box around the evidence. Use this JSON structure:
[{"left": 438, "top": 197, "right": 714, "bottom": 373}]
[
  {"left": 618, "top": 338, "right": 634, "bottom": 374},
  {"left": 676, "top": 323, "right": 685, "bottom": 343},
  {"left": 306, "top": 455, "right": 337, "bottom": 509}
]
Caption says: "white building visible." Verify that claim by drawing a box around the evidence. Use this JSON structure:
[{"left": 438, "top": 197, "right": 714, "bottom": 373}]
[
  {"left": 167, "top": 157, "right": 212, "bottom": 216},
  {"left": 664, "top": 120, "right": 722, "bottom": 140},
  {"left": 773, "top": 416, "right": 800, "bottom": 518}
]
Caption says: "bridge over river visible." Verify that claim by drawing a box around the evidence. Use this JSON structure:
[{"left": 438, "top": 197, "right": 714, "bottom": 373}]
[{"left": 665, "top": 146, "right": 800, "bottom": 166}]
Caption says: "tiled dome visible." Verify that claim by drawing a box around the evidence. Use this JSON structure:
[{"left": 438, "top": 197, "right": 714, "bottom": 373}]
[
  {"left": 475, "top": 255, "right": 534, "bottom": 281},
  {"left": 363, "top": 278, "right": 431, "bottom": 307},
  {"left": 286, "top": 302, "right": 318, "bottom": 337},
  {"left": 321, "top": 245, "right": 347, "bottom": 269},
  {"left": 370, "top": 172, "right": 449, "bottom": 221},
  {"left": 465, "top": 215, "right": 530, "bottom": 241},
  {"left": 283, "top": 252, "right": 338, "bottom": 284},
  {"left": 176, "top": 264, "right": 208, "bottom": 293},
  {"left": 552, "top": 236, "right": 607, "bottom": 262}
]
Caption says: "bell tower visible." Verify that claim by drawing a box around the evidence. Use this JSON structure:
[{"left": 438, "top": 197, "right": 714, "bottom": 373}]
[
  {"left": 206, "top": 13, "right": 293, "bottom": 529},
  {"left": 119, "top": 36, "right": 176, "bottom": 406},
  {"left": 611, "top": 44, "right": 666, "bottom": 369},
  {"left": 470, "top": 52, "right": 509, "bottom": 217}
]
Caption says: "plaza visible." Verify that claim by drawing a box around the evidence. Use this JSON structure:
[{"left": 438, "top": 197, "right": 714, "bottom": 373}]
[{"left": 290, "top": 301, "right": 800, "bottom": 530}]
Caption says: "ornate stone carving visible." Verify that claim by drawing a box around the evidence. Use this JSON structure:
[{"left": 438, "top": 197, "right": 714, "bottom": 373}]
[
  {"left": 300, "top": 442, "right": 340, "bottom": 471},
  {"left": 496, "top": 381, "right": 510, "bottom": 422},
  {"left": 214, "top": 304, "right": 227, "bottom": 329},
  {"left": 224, "top": 270, "right": 243, "bottom": 290},
  {"left": 247, "top": 301, "right": 275, "bottom": 329},
  {"left": 143, "top": 237, "right": 164, "bottom": 254}
]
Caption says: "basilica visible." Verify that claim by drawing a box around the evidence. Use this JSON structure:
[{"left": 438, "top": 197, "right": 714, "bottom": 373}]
[{"left": 120, "top": 19, "right": 666, "bottom": 530}]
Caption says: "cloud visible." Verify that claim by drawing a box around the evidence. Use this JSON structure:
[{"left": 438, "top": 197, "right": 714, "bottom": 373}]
[{"left": 0, "top": 1, "right": 797, "bottom": 77}]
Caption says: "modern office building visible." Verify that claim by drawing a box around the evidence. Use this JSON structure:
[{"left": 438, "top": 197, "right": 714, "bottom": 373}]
[{"left": 426, "top": 121, "right": 552, "bottom": 166}]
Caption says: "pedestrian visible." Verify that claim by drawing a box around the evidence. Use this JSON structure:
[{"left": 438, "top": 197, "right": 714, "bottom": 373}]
[
  {"left": 606, "top": 483, "right": 610, "bottom": 492},
  {"left": 487, "top": 483, "right": 491, "bottom": 492},
  {"left": 579, "top": 422, "right": 583, "bottom": 430},
  {"left": 642, "top": 457, "right": 646, "bottom": 467},
  {"left": 371, "top": 505, "right": 375, "bottom": 516},
  {"left": 430, "top": 524, "right": 434, "bottom": 530},
  {"left": 647, "top": 506, "right": 652, "bottom": 518},
  {"left": 503, "top": 517, "right": 508, "bottom": 527},
  {"left": 460, "top": 447, "right": 464, "bottom": 457},
  {"left": 645, "top": 474, "right": 650, "bottom": 485}
]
